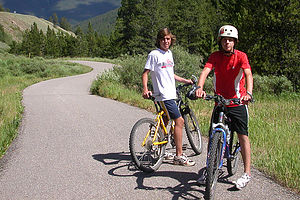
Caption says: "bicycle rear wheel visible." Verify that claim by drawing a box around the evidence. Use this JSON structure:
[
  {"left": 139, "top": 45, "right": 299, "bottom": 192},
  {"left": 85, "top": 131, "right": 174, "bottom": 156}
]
[
  {"left": 227, "top": 132, "right": 241, "bottom": 176},
  {"left": 129, "top": 118, "right": 166, "bottom": 173},
  {"left": 183, "top": 108, "right": 203, "bottom": 155},
  {"left": 205, "top": 131, "right": 223, "bottom": 200}
]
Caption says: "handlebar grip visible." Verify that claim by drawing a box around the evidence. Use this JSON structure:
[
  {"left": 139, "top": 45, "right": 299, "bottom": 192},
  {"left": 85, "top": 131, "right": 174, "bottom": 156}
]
[
  {"left": 205, "top": 95, "right": 214, "bottom": 100},
  {"left": 148, "top": 95, "right": 155, "bottom": 101}
]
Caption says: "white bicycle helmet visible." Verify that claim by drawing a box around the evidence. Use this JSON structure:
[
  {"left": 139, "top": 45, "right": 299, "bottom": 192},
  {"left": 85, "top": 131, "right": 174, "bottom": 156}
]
[{"left": 218, "top": 25, "right": 238, "bottom": 41}]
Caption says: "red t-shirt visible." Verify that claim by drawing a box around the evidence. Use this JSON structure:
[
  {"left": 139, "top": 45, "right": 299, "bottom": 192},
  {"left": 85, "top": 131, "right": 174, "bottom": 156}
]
[{"left": 204, "top": 50, "right": 251, "bottom": 105}]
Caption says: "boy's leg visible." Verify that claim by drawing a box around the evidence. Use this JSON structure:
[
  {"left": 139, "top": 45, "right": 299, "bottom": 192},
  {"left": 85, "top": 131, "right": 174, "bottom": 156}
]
[
  {"left": 160, "top": 100, "right": 195, "bottom": 166},
  {"left": 173, "top": 116, "right": 184, "bottom": 156},
  {"left": 228, "top": 105, "right": 252, "bottom": 189},
  {"left": 238, "top": 133, "right": 251, "bottom": 175}
]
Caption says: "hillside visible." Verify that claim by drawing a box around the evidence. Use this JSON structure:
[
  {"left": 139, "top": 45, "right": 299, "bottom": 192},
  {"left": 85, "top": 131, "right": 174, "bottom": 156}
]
[
  {"left": 2, "top": 0, "right": 121, "bottom": 25},
  {"left": 75, "top": 8, "right": 118, "bottom": 35},
  {"left": 0, "top": 11, "right": 74, "bottom": 42}
]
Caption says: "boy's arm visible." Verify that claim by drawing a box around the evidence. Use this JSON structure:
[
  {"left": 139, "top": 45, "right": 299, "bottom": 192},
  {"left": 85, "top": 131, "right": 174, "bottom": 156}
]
[
  {"left": 196, "top": 67, "right": 211, "bottom": 98},
  {"left": 174, "top": 74, "right": 193, "bottom": 84},
  {"left": 142, "top": 69, "right": 151, "bottom": 99},
  {"left": 241, "top": 68, "right": 253, "bottom": 101}
]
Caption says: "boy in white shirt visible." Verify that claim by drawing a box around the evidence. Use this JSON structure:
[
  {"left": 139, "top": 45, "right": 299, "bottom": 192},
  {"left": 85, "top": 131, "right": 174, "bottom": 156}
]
[{"left": 142, "top": 28, "right": 195, "bottom": 166}]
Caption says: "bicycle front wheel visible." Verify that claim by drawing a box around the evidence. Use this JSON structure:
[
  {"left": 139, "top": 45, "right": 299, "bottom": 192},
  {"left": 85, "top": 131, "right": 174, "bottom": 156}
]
[
  {"left": 183, "top": 108, "right": 203, "bottom": 155},
  {"left": 129, "top": 118, "right": 166, "bottom": 173},
  {"left": 205, "top": 131, "right": 223, "bottom": 200}
]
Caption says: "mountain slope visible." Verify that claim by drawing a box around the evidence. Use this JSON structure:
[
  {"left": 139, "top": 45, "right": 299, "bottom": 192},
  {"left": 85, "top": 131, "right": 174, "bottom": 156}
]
[
  {"left": 75, "top": 8, "right": 118, "bottom": 35},
  {"left": 0, "top": 11, "right": 74, "bottom": 42},
  {"left": 1, "top": 0, "right": 121, "bottom": 24}
]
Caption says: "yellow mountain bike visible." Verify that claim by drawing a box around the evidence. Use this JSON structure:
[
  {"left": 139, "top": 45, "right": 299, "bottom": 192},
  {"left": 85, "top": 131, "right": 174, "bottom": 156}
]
[{"left": 129, "top": 76, "right": 202, "bottom": 173}]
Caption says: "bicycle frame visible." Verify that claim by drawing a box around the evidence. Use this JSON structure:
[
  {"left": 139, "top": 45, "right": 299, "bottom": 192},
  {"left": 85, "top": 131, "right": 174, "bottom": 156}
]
[
  {"left": 141, "top": 109, "right": 174, "bottom": 147},
  {"left": 206, "top": 94, "right": 243, "bottom": 171},
  {"left": 207, "top": 104, "right": 230, "bottom": 169}
]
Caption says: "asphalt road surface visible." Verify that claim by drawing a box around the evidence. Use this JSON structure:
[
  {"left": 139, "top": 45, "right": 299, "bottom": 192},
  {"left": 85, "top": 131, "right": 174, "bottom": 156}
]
[{"left": 0, "top": 61, "right": 299, "bottom": 200}]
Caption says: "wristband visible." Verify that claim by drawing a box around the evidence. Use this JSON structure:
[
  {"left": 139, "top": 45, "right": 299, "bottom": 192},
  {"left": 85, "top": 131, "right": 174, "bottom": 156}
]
[{"left": 247, "top": 91, "right": 253, "bottom": 99}]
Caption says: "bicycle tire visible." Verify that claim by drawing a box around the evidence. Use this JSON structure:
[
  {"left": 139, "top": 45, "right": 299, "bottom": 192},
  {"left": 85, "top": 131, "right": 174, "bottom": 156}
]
[
  {"left": 183, "top": 108, "right": 203, "bottom": 155},
  {"left": 227, "top": 132, "right": 241, "bottom": 176},
  {"left": 205, "top": 131, "right": 223, "bottom": 200},
  {"left": 129, "top": 118, "right": 166, "bottom": 173}
]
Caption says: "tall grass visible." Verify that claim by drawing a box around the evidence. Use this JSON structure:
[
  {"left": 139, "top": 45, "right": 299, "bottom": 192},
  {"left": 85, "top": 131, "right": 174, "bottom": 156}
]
[
  {"left": 250, "top": 94, "right": 300, "bottom": 191},
  {"left": 0, "top": 53, "right": 91, "bottom": 157}
]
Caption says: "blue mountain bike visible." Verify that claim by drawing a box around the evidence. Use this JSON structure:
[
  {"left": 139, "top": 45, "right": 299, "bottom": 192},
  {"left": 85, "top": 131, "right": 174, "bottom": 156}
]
[{"left": 204, "top": 94, "right": 250, "bottom": 200}]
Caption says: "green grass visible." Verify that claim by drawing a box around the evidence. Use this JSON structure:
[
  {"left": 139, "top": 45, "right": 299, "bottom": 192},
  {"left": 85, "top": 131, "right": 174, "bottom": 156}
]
[
  {"left": 91, "top": 70, "right": 300, "bottom": 193},
  {"left": 0, "top": 53, "right": 91, "bottom": 157},
  {"left": 249, "top": 94, "right": 300, "bottom": 191}
]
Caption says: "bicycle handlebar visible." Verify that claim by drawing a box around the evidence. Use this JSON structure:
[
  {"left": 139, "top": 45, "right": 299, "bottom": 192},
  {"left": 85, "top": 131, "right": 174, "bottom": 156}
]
[
  {"left": 146, "top": 95, "right": 156, "bottom": 101},
  {"left": 176, "top": 75, "right": 198, "bottom": 90},
  {"left": 205, "top": 94, "right": 241, "bottom": 105},
  {"left": 205, "top": 94, "right": 254, "bottom": 105}
]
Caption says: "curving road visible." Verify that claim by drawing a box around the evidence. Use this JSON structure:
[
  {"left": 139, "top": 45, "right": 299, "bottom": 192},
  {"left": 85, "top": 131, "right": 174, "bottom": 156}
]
[{"left": 0, "top": 61, "right": 299, "bottom": 200}]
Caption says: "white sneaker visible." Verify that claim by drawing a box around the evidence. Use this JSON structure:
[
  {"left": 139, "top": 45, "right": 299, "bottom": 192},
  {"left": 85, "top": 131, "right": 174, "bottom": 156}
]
[
  {"left": 164, "top": 152, "right": 175, "bottom": 160},
  {"left": 234, "top": 173, "right": 251, "bottom": 190},
  {"left": 173, "top": 154, "right": 195, "bottom": 166}
]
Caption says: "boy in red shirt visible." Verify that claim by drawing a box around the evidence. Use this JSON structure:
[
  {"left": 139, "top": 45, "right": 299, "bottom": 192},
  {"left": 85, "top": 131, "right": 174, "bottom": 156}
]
[{"left": 196, "top": 25, "right": 253, "bottom": 189}]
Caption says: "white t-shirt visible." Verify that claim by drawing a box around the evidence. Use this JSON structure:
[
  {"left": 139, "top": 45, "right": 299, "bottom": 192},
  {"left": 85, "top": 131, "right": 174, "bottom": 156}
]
[{"left": 144, "top": 48, "right": 176, "bottom": 101}]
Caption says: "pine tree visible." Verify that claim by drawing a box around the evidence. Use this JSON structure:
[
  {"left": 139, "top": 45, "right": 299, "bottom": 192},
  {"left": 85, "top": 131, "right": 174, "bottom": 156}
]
[
  {"left": 59, "top": 17, "right": 72, "bottom": 31},
  {"left": 21, "top": 23, "right": 45, "bottom": 57},
  {"left": 114, "top": 0, "right": 143, "bottom": 55},
  {"left": 74, "top": 26, "right": 88, "bottom": 57},
  {"left": 85, "top": 22, "right": 98, "bottom": 57},
  {"left": 44, "top": 26, "right": 59, "bottom": 57},
  {"left": 52, "top": 13, "right": 59, "bottom": 27}
]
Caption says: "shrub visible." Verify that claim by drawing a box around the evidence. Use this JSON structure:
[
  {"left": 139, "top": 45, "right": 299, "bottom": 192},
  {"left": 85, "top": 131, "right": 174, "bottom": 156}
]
[
  {"left": 172, "top": 45, "right": 203, "bottom": 78},
  {"left": 116, "top": 54, "right": 146, "bottom": 91},
  {"left": 253, "top": 74, "right": 293, "bottom": 95}
]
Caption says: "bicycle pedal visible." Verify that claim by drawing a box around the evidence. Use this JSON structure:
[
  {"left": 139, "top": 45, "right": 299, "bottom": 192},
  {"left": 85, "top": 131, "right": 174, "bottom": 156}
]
[{"left": 182, "top": 144, "right": 188, "bottom": 150}]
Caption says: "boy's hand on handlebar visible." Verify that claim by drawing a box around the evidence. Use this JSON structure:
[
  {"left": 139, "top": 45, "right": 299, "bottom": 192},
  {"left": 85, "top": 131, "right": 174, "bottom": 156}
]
[
  {"left": 195, "top": 87, "right": 206, "bottom": 99},
  {"left": 142, "top": 90, "right": 152, "bottom": 99},
  {"left": 187, "top": 79, "right": 194, "bottom": 85},
  {"left": 240, "top": 93, "right": 252, "bottom": 103}
]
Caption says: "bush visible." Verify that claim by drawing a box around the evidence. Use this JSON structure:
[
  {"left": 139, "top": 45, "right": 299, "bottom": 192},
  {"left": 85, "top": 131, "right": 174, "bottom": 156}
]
[
  {"left": 172, "top": 45, "right": 203, "bottom": 78},
  {"left": 90, "top": 68, "right": 121, "bottom": 95},
  {"left": 116, "top": 54, "right": 146, "bottom": 91},
  {"left": 253, "top": 74, "right": 293, "bottom": 95}
]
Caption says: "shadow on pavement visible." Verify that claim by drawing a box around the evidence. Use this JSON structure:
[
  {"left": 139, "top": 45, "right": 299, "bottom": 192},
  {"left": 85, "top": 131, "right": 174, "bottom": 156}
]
[{"left": 92, "top": 151, "right": 205, "bottom": 199}]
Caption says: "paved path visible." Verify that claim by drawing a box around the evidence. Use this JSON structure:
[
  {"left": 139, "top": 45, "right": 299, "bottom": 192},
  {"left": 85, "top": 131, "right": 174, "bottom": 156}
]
[{"left": 0, "top": 61, "right": 299, "bottom": 199}]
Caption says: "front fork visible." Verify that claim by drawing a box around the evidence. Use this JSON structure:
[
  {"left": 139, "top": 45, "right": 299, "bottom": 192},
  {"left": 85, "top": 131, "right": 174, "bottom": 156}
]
[{"left": 206, "top": 128, "right": 227, "bottom": 169}]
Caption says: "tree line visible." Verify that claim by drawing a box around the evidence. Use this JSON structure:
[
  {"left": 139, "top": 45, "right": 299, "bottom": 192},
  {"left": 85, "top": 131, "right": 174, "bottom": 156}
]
[
  {"left": 6, "top": 0, "right": 300, "bottom": 91},
  {"left": 9, "top": 22, "right": 112, "bottom": 58}
]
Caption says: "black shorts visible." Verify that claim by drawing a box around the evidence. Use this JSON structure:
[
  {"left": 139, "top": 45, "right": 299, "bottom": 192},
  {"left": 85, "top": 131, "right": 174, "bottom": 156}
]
[
  {"left": 211, "top": 105, "right": 249, "bottom": 136},
  {"left": 158, "top": 100, "right": 181, "bottom": 120}
]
